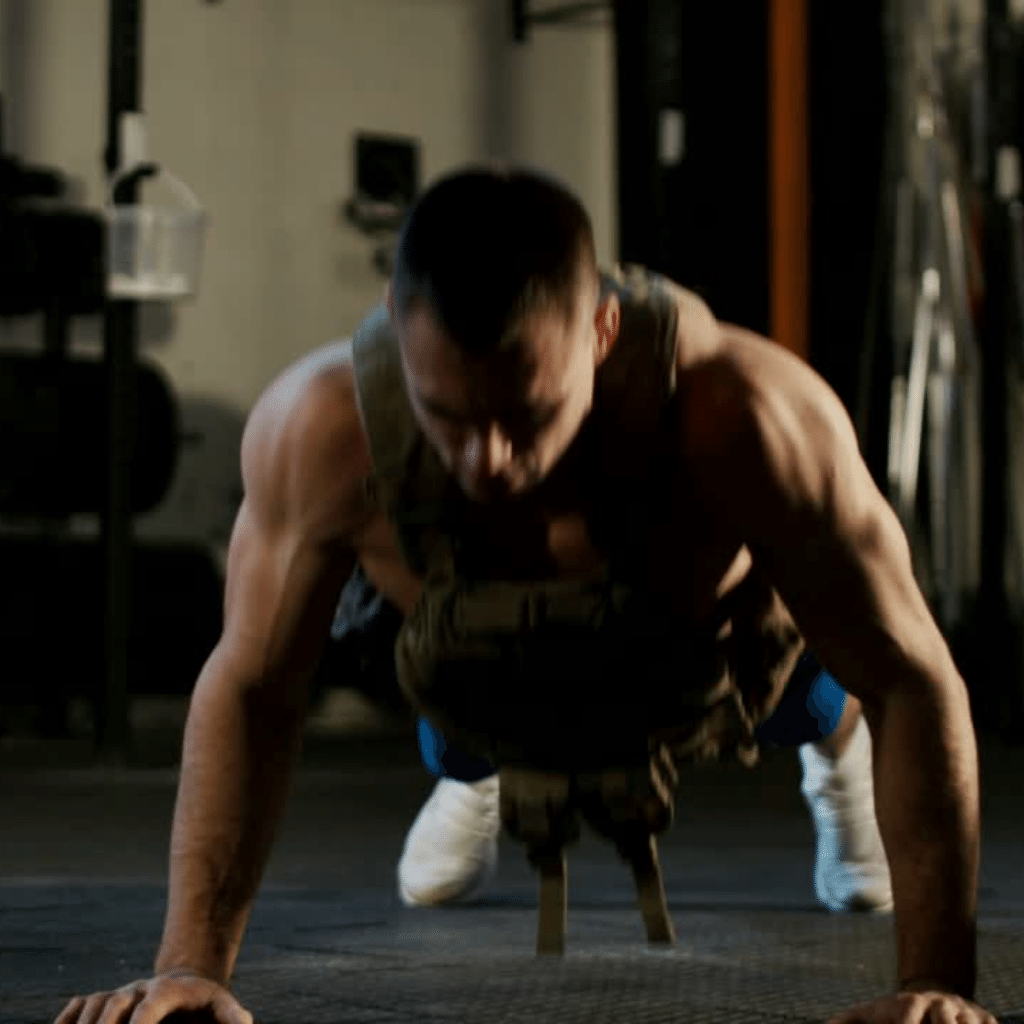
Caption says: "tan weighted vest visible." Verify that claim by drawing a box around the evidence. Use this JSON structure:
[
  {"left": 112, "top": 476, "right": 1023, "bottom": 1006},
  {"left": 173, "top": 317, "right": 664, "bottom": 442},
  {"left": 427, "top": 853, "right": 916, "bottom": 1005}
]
[{"left": 351, "top": 266, "right": 804, "bottom": 954}]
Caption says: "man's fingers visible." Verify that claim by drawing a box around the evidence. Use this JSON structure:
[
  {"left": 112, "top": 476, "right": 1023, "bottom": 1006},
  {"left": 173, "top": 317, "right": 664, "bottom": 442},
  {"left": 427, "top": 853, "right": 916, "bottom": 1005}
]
[
  {"left": 827, "top": 995, "right": 995, "bottom": 1024},
  {"left": 54, "top": 995, "right": 87, "bottom": 1024},
  {"left": 905, "top": 994, "right": 940, "bottom": 1024},
  {"left": 96, "top": 988, "right": 145, "bottom": 1024},
  {"left": 971, "top": 1011, "right": 1000, "bottom": 1024},
  {"left": 127, "top": 983, "right": 248, "bottom": 1024},
  {"left": 927, "top": 999, "right": 961, "bottom": 1024},
  {"left": 53, "top": 978, "right": 251, "bottom": 1024},
  {"left": 77, "top": 994, "right": 114, "bottom": 1024},
  {"left": 126, "top": 990, "right": 196, "bottom": 1024},
  {"left": 212, "top": 993, "right": 253, "bottom": 1024}
]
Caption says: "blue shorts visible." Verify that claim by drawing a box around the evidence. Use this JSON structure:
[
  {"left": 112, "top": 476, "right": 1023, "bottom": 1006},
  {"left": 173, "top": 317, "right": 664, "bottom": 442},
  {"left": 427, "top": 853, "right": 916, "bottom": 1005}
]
[{"left": 417, "top": 650, "right": 847, "bottom": 782}]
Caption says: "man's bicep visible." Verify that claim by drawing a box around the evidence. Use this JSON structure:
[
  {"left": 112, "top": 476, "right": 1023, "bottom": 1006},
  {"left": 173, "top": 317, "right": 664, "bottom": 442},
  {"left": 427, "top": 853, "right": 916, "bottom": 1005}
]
[
  {"left": 219, "top": 497, "right": 355, "bottom": 689},
  {"left": 214, "top": 387, "right": 363, "bottom": 697},
  {"left": 758, "top": 482, "right": 937, "bottom": 701},
  {"left": 735, "top": 373, "right": 948, "bottom": 704}
]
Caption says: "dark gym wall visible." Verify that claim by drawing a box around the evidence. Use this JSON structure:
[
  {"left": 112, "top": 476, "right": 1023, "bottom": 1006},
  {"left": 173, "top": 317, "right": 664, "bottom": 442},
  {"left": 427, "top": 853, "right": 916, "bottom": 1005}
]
[
  {"left": 807, "top": 3, "right": 887, "bottom": 428},
  {"left": 615, "top": 0, "right": 769, "bottom": 336},
  {"left": 615, "top": 1, "right": 887, "bottom": 432}
]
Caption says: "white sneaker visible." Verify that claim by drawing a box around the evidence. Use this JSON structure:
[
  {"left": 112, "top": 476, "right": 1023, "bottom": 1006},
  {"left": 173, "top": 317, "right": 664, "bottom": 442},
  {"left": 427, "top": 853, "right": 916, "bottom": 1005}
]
[
  {"left": 397, "top": 775, "right": 501, "bottom": 907},
  {"left": 799, "top": 716, "right": 894, "bottom": 913}
]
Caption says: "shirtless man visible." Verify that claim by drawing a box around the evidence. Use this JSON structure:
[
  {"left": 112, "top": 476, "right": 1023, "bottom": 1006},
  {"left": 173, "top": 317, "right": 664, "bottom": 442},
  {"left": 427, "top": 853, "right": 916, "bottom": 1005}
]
[{"left": 56, "top": 166, "right": 991, "bottom": 1024}]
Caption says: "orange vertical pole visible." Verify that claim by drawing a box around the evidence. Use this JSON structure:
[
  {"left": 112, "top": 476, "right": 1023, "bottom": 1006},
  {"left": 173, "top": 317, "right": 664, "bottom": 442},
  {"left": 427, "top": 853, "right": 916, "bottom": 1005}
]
[{"left": 769, "top": 0, "right": 810, "bottom": 360}]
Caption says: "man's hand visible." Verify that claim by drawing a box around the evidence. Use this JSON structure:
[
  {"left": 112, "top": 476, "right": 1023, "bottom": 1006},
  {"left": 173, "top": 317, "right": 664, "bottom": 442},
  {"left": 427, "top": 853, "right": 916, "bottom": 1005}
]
[
  {"left": 54, "top": 971, "right": 253, "bottom": 1024},
  {"left": 828, "top": 989, "right": 998, "bottom": 1024}
]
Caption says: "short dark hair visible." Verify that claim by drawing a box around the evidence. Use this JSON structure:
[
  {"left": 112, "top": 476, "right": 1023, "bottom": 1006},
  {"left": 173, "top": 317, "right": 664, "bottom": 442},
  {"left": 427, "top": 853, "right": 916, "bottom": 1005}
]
[{"left": 391, "top": 164, "right": 597, "bottom": 356}]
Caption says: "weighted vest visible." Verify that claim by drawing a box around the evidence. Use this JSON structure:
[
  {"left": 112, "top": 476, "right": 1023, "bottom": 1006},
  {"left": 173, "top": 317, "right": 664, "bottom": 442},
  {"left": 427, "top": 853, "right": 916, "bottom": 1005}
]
[{"left": 352, "top": 266, "right": 804, "bottom": 953}]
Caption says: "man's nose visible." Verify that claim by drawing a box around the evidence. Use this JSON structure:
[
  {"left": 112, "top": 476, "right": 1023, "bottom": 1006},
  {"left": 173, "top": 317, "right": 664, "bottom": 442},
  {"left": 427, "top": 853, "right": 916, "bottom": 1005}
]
[{"left": 466, "top": 423, "right": 513, "bottom": 478}]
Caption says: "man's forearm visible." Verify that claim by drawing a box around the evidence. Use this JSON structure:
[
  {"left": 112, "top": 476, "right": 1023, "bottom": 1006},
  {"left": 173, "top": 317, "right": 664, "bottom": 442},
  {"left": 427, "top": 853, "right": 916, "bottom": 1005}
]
[
  {"left": 871, "top": 663, "right": 980, "bottom": 996},
  {"left": 154, "top": 649, "right": 308, "bottom": 984}
]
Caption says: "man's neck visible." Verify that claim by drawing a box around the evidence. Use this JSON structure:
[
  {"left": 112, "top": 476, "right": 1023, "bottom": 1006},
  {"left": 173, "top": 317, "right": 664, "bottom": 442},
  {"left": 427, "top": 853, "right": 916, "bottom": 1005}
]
[{"left": 521, "top": 410, "right": 603, "bottom": 514}]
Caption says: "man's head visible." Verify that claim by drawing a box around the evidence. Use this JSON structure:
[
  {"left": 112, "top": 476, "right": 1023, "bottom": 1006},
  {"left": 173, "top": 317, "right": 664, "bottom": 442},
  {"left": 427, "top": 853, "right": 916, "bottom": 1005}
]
[{"left": 388, "top": 165, "right": 620, "bottom": 501}]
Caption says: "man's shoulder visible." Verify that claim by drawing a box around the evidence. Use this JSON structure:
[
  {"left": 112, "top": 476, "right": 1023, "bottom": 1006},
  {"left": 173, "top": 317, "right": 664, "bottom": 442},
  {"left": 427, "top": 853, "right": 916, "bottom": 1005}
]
[
  {"left": 255, "top": 337, "right": 364, "bottom": 444},
  {"left": 243, "top": 339, "right": 373, "bottom": 533},
  {"left": 678, "top": 326, "right": 858, "bottom": 500}
]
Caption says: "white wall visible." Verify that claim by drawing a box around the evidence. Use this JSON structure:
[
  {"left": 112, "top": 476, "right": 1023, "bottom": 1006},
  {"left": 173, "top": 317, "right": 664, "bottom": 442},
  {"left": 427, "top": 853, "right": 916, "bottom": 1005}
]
[
  {"left": 479, "top": 3, "right": 617, "bottom": 265},
  {"left": 0, "top": 0, "right": 616, "bottom": 546}
]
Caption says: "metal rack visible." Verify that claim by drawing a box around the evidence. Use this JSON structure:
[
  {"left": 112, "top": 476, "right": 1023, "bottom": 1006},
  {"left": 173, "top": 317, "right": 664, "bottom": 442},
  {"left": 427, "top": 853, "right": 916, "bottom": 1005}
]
[
  {"left": 884, "top": 0, "right": 985, "bottom": 636},
  {"left": 93, "top": 0, "right": 144, "bottom": 762}
]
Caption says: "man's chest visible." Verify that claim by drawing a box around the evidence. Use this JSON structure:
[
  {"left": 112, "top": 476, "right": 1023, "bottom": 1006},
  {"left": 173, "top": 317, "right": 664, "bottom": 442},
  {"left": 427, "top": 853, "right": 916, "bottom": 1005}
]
[{"left": 354, "top": 479, "right": 747, "bottom": 626}]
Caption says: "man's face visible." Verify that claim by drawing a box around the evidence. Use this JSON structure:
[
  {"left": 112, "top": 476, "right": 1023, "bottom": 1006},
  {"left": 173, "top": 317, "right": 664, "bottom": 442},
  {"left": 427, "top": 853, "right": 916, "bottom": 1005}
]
[{"left": 393, "top": 280, "right": 618, "bottom": 502}]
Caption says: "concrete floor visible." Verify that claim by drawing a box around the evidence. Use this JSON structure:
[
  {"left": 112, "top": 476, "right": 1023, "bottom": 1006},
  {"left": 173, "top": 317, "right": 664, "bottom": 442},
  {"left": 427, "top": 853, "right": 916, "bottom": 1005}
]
[{"left": 1, "top": 708, "right": 1023, "bottom": 1024}]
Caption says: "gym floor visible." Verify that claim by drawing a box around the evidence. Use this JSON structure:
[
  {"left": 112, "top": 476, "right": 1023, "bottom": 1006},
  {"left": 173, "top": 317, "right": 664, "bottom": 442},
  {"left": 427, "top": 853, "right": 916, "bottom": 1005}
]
[{"left": 2, "top": 700, "right": 1023, "bottom": 1024}]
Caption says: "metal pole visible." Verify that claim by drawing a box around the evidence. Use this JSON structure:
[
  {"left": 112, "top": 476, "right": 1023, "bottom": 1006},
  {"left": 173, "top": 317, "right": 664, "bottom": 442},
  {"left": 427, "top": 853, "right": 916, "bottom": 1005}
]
[
  {"left": 768, "top": 0, "right": 809, "bottom": 361},
  {"left": 613, "top": 0, "right": 683, "bottom": 274},
  {"left": 613, "top": 0, "right": 657, "bottom": 265},
  {"left": 96, "top": 0, "right": 143, "bottom": 762},
  {"left": 980, "top": 0, "right": 1024, "bottom": 731}
]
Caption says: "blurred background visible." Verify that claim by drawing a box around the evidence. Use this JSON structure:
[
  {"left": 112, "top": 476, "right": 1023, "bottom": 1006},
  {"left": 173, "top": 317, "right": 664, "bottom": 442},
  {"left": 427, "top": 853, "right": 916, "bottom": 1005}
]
[{"left": 0, "top": 0, "right": 1020, "bottom": 765}]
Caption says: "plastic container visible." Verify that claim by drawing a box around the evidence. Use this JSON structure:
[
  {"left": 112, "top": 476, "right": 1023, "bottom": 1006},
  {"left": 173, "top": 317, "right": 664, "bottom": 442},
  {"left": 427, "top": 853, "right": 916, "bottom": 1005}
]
[{"left": 105, "top": 166, "right": 208, "bottom": 301}]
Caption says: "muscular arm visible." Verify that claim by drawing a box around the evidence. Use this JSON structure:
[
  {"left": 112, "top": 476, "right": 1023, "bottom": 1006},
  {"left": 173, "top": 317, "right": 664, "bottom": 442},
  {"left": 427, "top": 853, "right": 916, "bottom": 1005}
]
[
  {"left": 690, "top": 330, "right": 980, "bottom": 997},
  {"left": 154, "top": 363, "right": 367, "bottom": 984}
]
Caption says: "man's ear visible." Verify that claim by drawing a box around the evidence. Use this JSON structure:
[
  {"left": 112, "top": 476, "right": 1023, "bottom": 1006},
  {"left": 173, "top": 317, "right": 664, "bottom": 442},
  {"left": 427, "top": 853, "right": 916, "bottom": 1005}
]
[{"left": 594, "top": 293, "right": 621, "bottom": 366}]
